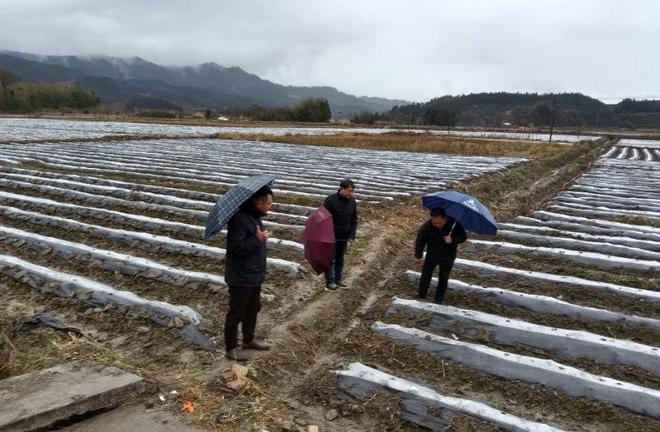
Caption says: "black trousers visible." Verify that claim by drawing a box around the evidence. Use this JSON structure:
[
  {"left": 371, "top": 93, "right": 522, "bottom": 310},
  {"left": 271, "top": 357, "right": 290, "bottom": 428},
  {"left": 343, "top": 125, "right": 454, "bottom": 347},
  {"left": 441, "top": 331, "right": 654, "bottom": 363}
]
[
  {"left": 224, "top": 285, "right": 261, "bottom": 352},
  {"left": 324, "top": 240, "right": 348, "bottom": 284},
  {"left": 418, "top": 260, "right": 453, "bottom": 304}
]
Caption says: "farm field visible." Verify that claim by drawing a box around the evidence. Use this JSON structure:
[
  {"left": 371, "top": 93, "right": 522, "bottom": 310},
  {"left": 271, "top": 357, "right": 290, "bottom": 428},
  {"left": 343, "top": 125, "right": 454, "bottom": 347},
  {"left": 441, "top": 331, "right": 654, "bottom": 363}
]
[
  {"left": 0, "top": 117, "right": 596, "bottom": 144},
  {"left": 0, "top": 119, "right": 657, "bottom": 432},
  {"left": 331, "top": 139, "right": 660, "bottom": 431}
]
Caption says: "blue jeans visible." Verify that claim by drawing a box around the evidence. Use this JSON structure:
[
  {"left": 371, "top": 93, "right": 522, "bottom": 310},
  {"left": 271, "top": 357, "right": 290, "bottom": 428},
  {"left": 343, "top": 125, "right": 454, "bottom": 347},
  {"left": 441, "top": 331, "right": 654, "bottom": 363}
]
[{"left": 325, "top": 240, "right": 348, "bottom": 285}]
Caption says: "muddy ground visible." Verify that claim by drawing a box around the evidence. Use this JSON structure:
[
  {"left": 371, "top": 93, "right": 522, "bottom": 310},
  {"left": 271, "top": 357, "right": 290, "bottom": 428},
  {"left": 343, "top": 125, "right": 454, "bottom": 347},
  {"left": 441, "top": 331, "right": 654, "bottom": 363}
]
[{"left": 2, "top": 136, "right": 659, "bottom": 431}]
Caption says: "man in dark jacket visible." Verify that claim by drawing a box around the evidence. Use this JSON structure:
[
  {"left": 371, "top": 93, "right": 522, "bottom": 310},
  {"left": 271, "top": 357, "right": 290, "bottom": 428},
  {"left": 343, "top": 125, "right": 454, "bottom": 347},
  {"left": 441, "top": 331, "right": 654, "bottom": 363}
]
[
  {"left": 414, "top": 207, "right": 467, "bottom": 304},
  {"left": 224, "top": 185, "right": 273, "bottom": 361},
  {"left": 323, "top": 179, "right": 358, "bottom": 291}
]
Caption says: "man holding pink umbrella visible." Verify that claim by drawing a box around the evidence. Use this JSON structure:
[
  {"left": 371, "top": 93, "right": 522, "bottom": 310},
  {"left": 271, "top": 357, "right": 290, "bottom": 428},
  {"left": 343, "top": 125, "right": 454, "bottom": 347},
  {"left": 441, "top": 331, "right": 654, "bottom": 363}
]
[{"left": 322, "top": 179, "right": 358, "bottom": 291}]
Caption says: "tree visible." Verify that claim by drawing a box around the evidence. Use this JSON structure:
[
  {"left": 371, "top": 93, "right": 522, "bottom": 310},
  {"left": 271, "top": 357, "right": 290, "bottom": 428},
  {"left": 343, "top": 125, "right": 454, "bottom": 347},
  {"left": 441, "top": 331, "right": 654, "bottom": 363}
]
[
  {"left": 351, "top": 111, "right": 389, "bottom": 124},
  {"left": 0, "top": 80, "right": 100, "bottom": 113},
  {"left": 0, "top": 69, "right": 19, "bottom": 109},
  {"left": 292, "top": 98, "right": 332, "bottom": 122},
  {"left": 223, "top": 98, "right": 332, "bottom": 123},
  {"left": 423, "top": 107, "right": 457, "bottom": 127},
  {"left": 0, "top": 69, "right": 18, "bottom": 90},
  {"left": 204, "top": 107, "right": 213, "bottom": 120},
  {"left": 532, "top": 103, "right": 553, "bottom": 125}
]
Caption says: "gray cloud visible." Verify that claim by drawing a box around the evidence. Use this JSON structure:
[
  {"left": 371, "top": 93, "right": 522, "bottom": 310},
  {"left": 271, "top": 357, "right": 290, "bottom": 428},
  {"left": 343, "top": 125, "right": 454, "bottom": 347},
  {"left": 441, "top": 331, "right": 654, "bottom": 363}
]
[{"left": 0, "top": 0, "right": 657, "bottom": 102}]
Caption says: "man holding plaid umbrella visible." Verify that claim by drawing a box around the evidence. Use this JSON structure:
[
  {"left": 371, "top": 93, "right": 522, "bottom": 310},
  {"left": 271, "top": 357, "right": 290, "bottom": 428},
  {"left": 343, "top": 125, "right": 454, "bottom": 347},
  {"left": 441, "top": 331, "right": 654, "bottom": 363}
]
[{"left": 205, "top": 175, "right": 276, "bottom": 362}]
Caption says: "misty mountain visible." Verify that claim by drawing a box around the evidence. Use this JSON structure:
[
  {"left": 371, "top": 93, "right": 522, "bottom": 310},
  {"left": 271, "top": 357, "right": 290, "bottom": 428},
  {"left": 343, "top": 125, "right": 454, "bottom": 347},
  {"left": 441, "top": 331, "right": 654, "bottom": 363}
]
[{"left": 0, "top": 51, "right": 406, "bottom": 116}]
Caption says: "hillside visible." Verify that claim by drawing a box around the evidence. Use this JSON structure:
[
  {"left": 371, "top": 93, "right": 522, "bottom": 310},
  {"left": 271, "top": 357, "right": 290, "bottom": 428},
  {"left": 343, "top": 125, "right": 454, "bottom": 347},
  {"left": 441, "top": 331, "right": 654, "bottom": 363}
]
[
  {"left": 0, "top": 51, "right": 406, "bottom": 116},
  {"left": 391, "top": 92, "right": 660, "bottom": 128}
]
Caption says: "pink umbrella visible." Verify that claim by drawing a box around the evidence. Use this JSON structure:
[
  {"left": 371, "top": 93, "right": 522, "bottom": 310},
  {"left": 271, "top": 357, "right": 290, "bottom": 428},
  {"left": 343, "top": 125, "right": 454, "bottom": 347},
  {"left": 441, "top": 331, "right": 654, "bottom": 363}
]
[{"left": 303, "top": 206, "right": 335, "bottom": 275}]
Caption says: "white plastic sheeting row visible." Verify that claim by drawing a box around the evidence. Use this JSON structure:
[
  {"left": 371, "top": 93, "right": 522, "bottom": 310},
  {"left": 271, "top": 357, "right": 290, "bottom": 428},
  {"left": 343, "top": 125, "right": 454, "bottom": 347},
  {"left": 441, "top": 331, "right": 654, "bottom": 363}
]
[
  {"left": 0, "top": 117, "right": 596, "bottom": 143},
  {"left": 381, "top": 143, "right": 660, "bottom": 424},
  {"left": 0, "top": 138, "right": 525, "bottom": 201}
]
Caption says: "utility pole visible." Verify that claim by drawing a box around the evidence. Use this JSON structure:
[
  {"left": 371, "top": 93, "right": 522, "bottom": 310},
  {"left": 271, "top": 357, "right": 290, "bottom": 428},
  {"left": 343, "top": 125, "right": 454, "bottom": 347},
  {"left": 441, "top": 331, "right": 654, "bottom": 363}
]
[
  {"left": 576, "top": 122, "right": 581, "bottom": 140},
  {"left": 549, "top": 95, "right": 557, "bottom": 143}
]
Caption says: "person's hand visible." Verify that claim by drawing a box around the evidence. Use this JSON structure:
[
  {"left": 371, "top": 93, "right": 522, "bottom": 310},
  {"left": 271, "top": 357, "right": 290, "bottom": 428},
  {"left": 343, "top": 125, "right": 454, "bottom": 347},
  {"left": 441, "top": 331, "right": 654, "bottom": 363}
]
[
  {"left": 443, "top": 235, "right": 452, "bottom": 245},
  {"left": 256, "top": 227, "right": 269, "bottom": 243}
]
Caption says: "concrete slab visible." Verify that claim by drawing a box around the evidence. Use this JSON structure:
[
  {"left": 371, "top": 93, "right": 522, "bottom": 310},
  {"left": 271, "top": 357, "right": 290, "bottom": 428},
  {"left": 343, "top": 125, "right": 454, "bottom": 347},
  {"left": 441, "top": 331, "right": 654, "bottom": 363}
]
[
  {"left": 0, "top": 361, "right": 143, "bottom": 432},
  {"left": 58, "top": 404, "right": 204, "bottom": 432}
]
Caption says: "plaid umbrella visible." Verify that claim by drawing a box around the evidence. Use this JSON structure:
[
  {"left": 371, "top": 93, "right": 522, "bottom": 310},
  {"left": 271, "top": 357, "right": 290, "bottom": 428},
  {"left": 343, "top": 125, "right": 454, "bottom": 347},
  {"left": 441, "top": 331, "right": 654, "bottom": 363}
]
[{"left": 204, "top": 174, "right": 276, "bottom": 241}]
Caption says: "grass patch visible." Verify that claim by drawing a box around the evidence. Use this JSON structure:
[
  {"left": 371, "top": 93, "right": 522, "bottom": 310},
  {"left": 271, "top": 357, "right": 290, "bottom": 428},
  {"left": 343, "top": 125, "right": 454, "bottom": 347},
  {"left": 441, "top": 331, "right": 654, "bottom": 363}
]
[
  {"left": 453, "top": 139, "right": 609, "bottom": 221},
  {"left": 211, "top": 132, "right": 570, "bottom": 159}
]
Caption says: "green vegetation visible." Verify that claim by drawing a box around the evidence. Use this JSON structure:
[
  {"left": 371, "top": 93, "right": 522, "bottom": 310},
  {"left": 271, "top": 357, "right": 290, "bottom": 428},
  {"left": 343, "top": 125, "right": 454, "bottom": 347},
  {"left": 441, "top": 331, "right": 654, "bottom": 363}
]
[
  {"left": 204, "top": 107, "right": 213, "bottom": 120},
  {"left": 352, "top": 92, "right": 660, "bottom": 128},
  {"left": 225, "top": 97, "right": 332, "bottom": 122},
  {"left": 379, "top": 92, "right": 608, "bottom": 127},
  {"left": 615, "top": 98, "right": 660, "bottom": 114},
  {"left": 0, "top": 69, "right": 100, "bottom": 113},
  {"left": 136, "top": 110, "right": 180, "bottom": 118},
  {"left": 211, "top": 132, "right": 567, "bottom": 159}
]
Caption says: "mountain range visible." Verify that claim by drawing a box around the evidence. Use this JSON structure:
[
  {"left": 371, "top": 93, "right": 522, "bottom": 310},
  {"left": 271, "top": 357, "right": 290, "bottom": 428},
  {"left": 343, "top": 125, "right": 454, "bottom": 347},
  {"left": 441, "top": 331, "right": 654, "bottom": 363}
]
[{"left": 0, "top": 51, "right": 406, "bottom": 117}]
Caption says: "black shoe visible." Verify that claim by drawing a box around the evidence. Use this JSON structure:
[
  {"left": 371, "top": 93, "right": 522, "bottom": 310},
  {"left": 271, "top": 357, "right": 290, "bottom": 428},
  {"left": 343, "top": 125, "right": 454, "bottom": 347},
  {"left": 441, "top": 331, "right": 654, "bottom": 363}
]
[
  {"left": 225, "top": 347, "right": 249, "bottom": 362},
  {"left": 243, "top": 339, "right": 271, "bottom": 351},
  {"left": 325, "top": 283, "right": 338, "bottom": 291}
]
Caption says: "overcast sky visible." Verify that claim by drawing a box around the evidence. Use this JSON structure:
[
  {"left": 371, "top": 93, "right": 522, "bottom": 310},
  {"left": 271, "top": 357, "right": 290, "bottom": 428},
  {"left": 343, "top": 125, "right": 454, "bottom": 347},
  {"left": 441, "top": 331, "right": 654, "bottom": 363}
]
[{"left": 1, "top": 0, "right": 657, "bottom": 102}]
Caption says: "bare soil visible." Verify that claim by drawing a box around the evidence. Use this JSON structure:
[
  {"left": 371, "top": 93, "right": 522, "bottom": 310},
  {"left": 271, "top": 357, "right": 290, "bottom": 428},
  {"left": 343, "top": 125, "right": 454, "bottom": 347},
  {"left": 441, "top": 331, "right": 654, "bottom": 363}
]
[{"left": 2, "top": 136, "right": 659, "bottom": 431}]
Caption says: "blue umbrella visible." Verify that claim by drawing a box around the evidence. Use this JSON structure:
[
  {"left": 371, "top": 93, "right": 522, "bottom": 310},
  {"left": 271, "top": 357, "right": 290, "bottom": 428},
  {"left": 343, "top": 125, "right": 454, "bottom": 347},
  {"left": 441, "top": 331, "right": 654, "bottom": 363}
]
[
  {"left": 204, "top": 174, "right": 276, "bottom": 241},
  {"left": 422, "top": 191, "right": 497, "bottom": 235}
]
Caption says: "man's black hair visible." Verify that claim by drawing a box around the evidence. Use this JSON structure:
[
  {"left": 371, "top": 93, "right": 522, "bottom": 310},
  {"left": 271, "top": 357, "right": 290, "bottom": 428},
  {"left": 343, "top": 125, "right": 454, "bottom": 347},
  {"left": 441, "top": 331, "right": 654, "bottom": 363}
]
[
  {"left": 251, "top": 185, "right": 273, "bottom": 200},
  {"left": 430, "top": 207, "right": 446, "bottom": 217},
  {"left": 339, "top": 179, "right": 355, "bottom": 189}
]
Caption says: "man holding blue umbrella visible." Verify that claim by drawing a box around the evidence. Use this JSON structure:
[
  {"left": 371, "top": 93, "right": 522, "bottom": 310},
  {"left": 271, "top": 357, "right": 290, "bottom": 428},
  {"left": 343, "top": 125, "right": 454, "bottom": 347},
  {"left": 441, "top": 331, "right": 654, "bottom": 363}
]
[
  {"left": 415, "top": 207, "right": 467, "bottom": 304},
  {"left": 415, "top": 191, "right": 497, "bottom": 304}
]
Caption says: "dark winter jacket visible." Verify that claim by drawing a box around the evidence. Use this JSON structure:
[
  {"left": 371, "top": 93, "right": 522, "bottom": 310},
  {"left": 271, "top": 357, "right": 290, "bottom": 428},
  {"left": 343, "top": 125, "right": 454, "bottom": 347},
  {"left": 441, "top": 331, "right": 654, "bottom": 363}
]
[
  {"left": 414, "top": 217, "right": 467, "bottom": 265},
  {"left": 224, "top": 205, "right": 267, "bottom": 287},
  {"left": 324, "top": 192, "right": 358, "bottom": 241}
]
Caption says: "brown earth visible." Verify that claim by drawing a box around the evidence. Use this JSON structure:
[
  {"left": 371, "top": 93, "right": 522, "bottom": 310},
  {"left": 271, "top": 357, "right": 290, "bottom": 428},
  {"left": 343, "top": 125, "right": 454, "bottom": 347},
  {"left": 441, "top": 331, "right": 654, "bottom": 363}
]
[{"left": 2, "top": 136, "right": 659, "bottom": 431}]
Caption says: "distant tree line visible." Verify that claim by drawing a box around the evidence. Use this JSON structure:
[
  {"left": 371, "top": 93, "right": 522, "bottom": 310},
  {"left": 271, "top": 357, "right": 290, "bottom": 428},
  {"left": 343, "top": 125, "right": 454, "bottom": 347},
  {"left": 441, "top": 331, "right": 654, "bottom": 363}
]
[
  {"left": 615, "top": 98, "right": 660, "bottom": 114},
  {"left": 350, "top": 111, "right": 390, "bottom": 125},
  {"left": 137, "top": 110, "right": 180, "bottom": 118},
  {"left": 0, "top": 69, "right": 100, "bottom": 112},
  {"left": 352, "top": 92, "right": 660, "bottom": 128},
  {"left": 224, "top": 98, "right": 332, "bottom": 122}
]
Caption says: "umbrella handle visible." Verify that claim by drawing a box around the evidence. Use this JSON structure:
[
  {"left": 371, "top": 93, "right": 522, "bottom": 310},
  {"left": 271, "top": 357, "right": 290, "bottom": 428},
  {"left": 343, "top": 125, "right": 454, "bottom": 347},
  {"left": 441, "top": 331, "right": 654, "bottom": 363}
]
[{"left": 448, "top": 221, "right": 456, "bottom": 236}]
